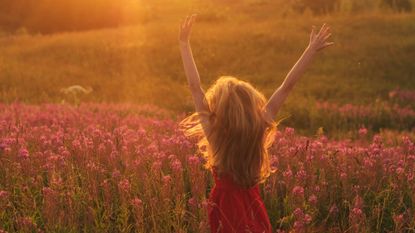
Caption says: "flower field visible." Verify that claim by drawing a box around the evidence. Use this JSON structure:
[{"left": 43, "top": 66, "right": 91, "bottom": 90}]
[{"left": 0, "top": 103, "right": 414, "bottom": 232}]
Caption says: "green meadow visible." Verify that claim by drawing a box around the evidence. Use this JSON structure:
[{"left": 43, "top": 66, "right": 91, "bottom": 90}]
[{"left": 0, "top": 2, "right": 414, "bottom": 136}]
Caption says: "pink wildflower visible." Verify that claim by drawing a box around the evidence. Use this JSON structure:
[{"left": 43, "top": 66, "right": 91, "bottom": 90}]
[
  {"left": 131, "top": 198, "right": 143, "bottom": 209},
  {"left": 188, "top": 197, "right": 197, "bottom": 208},
  {"left": 171, "top": 159, "right": 183, "bottom": 173},
  {"left": 308, "top": 194, "right": 317, "bottom": 205},
  {"left": 358, "top": 127, "right": 368, "bottom": 137},
  {"left": 188, "top": 155, "right": 200, "bottom": 167},
  {"left": 329, "top": 204, "right": 339, "bottom": 215},
  {"left": 18, "top": 148, "right": 29, "bottom": 159},
  {"left": 118, "top": 179, "right": 131, "bottom": 193},
  {"left": 292, "top": 186, "right": 304, "bottom": 199},
  {"left": 293, "top": 208, "right": 304, "bottom": 219},
  {"left": 304, "top": 214, "right": 312, "bottom": 224}
]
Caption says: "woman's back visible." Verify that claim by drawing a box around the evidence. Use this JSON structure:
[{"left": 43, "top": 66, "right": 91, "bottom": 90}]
[{"left": 208, "top": 169, "right": 272, "bottom": 233}]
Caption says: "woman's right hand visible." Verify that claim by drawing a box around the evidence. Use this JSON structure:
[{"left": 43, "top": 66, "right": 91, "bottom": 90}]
[
  {"left": 179, "top": 14, "right": 197, "bottom": 45},
  {"left": 308, "top": 24, "right": 334, "bottom": 52}
]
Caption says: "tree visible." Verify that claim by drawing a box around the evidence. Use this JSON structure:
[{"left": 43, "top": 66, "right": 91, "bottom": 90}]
[
  {"left": 292, "top": 0, "right": 341, "bottom": 15},
  {"left": 382, "top": 0, "right": 412, "bottom": 12}
]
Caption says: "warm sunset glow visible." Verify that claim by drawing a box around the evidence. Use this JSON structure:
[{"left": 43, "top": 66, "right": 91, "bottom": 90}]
[{"left": 0, "top": 0, "right": 414, "bottom": 232}]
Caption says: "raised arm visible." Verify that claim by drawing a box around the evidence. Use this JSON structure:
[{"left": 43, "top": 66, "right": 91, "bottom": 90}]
[
  {"left": 263, "top": 24, "right": 334, "bottom": 121},
  {"left": 179, "top": 15, "right": 212, "bottom": 134}
]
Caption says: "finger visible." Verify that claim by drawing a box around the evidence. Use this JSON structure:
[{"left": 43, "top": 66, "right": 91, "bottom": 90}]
[
  {"left": 184, "top": 15, "right": 192, "bottom": 27},
  {"left": 323, "top": 33, "right": 332, "bottom": 42},
  {"left": 182, "top": 16, "right": 189, "bottom": 29},
  {"left": 310, "top": 25, "right": 316, "bottom": 40},
  {"left": 320, "top": 42, "right": 334, "bottom": 50},
  {"left": 189, "top": 14, "right": 197, "bottom": 26},
  {"left": 318, "top": 23, "right": 327, "bottom": 37},
  {"left": 321, "top": 26, "right": 331, "bottom": 39},
  {"left": 181, "top": 20, "right": 187, "bottom": 30},
  {"left": 188, "top": 18, "right": 195, "bottom": 28}
]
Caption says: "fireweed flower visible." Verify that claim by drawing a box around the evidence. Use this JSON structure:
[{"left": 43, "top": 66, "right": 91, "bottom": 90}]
[
  {"left": 188, "top": 197, "right": 197, "bottom": 208},
  {"left": 188, "top": 155, "right": 200, "bottom": 167},
  {"left": 393, "top": 213, "right": 404, "bottom": 229},
  {"left": 152, "top": 161, "right": 162, "bottom": 173},
  {"left": 112, "top": 170, "right": 121, "bottom": 180},
  {"left": 118, "top": 179, "right": 131, "bottom": 193},
  {"left": 295, "top": 169, "right": 307, "bottom": 182},
  {"left": 283, "top": 167, "right": 293, "bottom": 179},
  {"left": 162, "top": 175, "right": 172, "bottom": 185},
  {"left": 17, "top": 216, "right": 37, "bottom": 231},
  {"left": 359, "top": 127, "right": 368, "bottom": 137},
  {"left": 329, "top": 204, "right": 339, "bottom": 215},
  {"left": 0, "top": 190, "right": 9, "bottom": 208},
  {"left": 293, "top": 208, "right": 304, "bottom": 219},
  {"left": 308, "top": 194, "right": 317, "bottom": 205},
  {"left": 350, "top": 207, "right": 363, "bottom": 221},
  {"left": 304, "top": 214, "right": 312, "bottom": 224},
  {"left": 18, "top": 148, "right": 29, "bottom": 159},
  {"left": 292, "top": 186, "right": 304, "bottom": 199},
  {"left": 0, "top": 104, "right": 414, "bottom": 232},
  {"left": 285, "top": 127, "right": 295, "bottom": 136},
  {"left": 293, "top": 221, "right": 304, "bottom": 232},
  {"left": 131, "top": 198, "right": 143, "bottom": 208},
  {"left": 0, "top": 190, "right": 9, "bottom": 200},
  {"left": 171, "top": 159, "right": 183, "bottom": 173}
]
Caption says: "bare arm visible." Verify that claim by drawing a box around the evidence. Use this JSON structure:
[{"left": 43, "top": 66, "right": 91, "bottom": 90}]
[
  {"left": 263, "top": 24, "right": 334, "bottom": 120},
  {"left": 179, "top": 15, "right": 211, "bottom": 134}
]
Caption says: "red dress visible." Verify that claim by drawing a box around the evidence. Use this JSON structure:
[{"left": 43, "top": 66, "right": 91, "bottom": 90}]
[{"left": 208, "top": 170, "right": 272, "bottom": 233}]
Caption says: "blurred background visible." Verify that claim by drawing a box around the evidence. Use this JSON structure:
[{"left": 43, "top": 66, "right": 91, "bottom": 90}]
[{"left": 0, "top": 0, "right": 414, "bottom": 136}]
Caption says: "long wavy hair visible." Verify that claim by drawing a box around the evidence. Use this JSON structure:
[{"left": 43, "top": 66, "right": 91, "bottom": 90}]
[{"left": 180, "top": 76, "right": 277, "bottom": 188}]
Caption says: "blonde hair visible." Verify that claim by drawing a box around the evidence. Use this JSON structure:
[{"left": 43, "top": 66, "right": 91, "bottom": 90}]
[{"left": 180, "top": 76, "right": 277, "bottom": 188}]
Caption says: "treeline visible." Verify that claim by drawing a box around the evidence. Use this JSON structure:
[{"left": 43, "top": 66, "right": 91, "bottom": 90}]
[
  {"left": 0, "top": 0, "right": 413, "bottom": 34},
  {"left": 0, "top": 0, "right": 145, "bottom": 33},
  {"left": 291, "top": 0, "right": 412, "bottom": 14}
]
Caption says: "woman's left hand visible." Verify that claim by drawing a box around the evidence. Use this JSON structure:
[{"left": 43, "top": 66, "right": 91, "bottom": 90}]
[
  {"left": 308, "top": 23, "right": 334, "bottom": 52},
  {"left": 179, "top": 14, "right": 197, "bottom": 44}
]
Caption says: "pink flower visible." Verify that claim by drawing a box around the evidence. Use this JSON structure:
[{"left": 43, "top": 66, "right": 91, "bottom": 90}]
[
  {"left": 171, "top": 159, "right": 183, "bottom": 173},
  {"left": 162, "top": 175, "right": 172, "bottom": 186},
  {"left": 329, "top": 204, "right": 339, "bottom": 215},
  {"left": 284, "top": 127, "right": 295, "bottom": 136},
  {"left": 112, "top": 170, "right": 121, "bottom": 179},
  {"left": 308, "top": 194, "right": 317, "bottom": 205},
  {"left": 17, "top": 216, "right": 37, "bottom": 230},
  {"left": 396, "top": 167, "right": 404, "bottom": 175},
  {"left": 152, "top": 161, "right": 162, "bottom": 172},
  {"left": 283, "top": 167, "right": 293, "bottom": 178},
  {"left": 293, "top": 208, "right": 304, "bottom": 219},
  {"left": 292, "top": 186, "right": 304, "bottom": 199},
  {"left": 358, "top": 127, "right": 368, "bottom": 137},
  {"left": 351, "top": 207, "right": 363, "bottom": 218},
  {"left": 293, "top": 220, "right": 304, "bottom": 231},
  {"left": 304, "top": 214, "right": 312, "bottom": 224},
  {"left": 295, "top": 169, "right": 307, "bottom": 182},
  {"left": 188, "top": 155, "right": 201, "bottom": 167},
  {"left": 18, "top": 148, "right": 29, "bottom": 159},
  {"left": 188, "top": 197, "right": 197, "bottom": 208},
  {"left": 118, "top": 179, "right": 131, "bottom": 193},
  {"left": 42, "top": 187, "right": 55, "bottom": 197},
  {"left": 131, "top": 198, "right": 143, "bottom": 208},
  {"left": 393, "top": 214, "right": 404, "bottom": 226},
  {"left": 0, "top": 190, "right": 9, "bottom": 200}
]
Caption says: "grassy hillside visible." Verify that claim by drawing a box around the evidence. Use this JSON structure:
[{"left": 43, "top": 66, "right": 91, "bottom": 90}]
[{"left": 0, "top": 12, "right": 414, "bottom": 135}]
